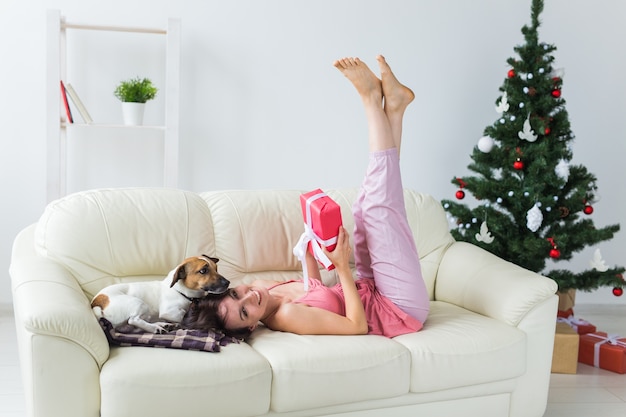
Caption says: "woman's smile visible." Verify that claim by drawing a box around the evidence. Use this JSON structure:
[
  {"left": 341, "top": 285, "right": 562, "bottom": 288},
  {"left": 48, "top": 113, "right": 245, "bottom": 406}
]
[{"left": 251, "top": 289, "right": 261, "bottom": 305}]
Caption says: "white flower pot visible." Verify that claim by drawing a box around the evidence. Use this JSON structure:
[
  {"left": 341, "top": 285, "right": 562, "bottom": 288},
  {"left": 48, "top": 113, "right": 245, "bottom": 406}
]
[{"left": 121, "top": 102, "right": 146, "bottom": 126}]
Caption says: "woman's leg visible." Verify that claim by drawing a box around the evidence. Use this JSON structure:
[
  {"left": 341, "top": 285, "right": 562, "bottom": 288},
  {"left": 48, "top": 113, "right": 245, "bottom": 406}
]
[
  {"left": 334, "top": 56, "right": 429, "bottom": 323},
  {"left": 333, "top": 57, "right": 389, "bottom": 282},
  {"left": 378, "top": 55, "right": 414, "bottom": 154}
]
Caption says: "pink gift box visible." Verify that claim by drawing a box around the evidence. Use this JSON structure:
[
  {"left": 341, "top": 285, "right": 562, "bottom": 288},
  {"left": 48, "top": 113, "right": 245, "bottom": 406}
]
[{"left": 299, "top": 189, "right": 342, "bottom": 270}]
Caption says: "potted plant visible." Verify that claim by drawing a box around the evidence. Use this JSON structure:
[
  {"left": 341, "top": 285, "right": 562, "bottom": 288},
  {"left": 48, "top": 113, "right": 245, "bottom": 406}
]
[{"left": 114, "top": 77, "right": 158, "bottom": 125}]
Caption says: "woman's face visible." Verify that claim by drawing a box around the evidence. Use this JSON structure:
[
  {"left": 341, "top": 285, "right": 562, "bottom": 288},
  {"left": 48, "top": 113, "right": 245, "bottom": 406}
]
[{"left": 218, "top": 284, "right": 269, "bottom": 331}]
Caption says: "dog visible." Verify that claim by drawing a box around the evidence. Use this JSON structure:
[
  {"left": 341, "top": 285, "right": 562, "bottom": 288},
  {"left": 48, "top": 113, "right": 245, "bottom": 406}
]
[{"left": 91, "top": 255, "right": 230, "bottom": 333}]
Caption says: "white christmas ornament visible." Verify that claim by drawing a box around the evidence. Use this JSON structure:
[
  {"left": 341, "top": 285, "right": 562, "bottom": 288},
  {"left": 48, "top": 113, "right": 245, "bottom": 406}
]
[
  {"left": 475, "top": 221, "right": 495, "bottom": 244},
  {"left": 477, "top": 136, "right": 495, "bottom": 153},
  {"left": 526, "top": 203, "right": 543, "bottom": 232},
  {"left": 555, "top": 159, "right": 570, "bottom": 182},
  {"left": 446, "top": 213, "right": 458, "bottom": 230},
  {"left": 518, "top": 115, "right": 538, "bottom": 142},
  {"left": 589, "top": 248, "right": 609, "bottom": 272},
  {"left": 495, "top": 92, "right": 510, "bottom": 114},
  {"left": 549, "top": 68, "right": 565, "bottom": 79}
]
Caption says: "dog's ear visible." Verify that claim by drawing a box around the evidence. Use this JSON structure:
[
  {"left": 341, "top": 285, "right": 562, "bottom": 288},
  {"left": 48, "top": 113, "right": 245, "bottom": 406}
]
[
  {"left": 202, "top": 254, "right": 219, "bottom": 264},
  {"left": 169, "top": 263, "right": 187, "bottom": 288}
]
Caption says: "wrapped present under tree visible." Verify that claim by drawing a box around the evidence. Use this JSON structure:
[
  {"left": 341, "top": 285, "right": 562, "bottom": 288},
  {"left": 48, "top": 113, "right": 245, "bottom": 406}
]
[{"left": 578, "top": 332, "right": 626, "bottom": 374}]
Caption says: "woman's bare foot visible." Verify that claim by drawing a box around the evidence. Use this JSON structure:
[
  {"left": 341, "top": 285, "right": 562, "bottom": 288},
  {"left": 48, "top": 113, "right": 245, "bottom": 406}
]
[
  {"left": 376, "top": 55, "right": 414, "bottom": 113},
  {"left": 333, "top": 57, "right": 382, "bottom": 104}
]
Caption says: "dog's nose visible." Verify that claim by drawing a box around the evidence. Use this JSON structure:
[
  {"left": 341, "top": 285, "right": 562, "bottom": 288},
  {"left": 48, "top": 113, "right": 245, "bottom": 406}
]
[{"left": 204, "top": 275, "right": 230, "bottom": 294}]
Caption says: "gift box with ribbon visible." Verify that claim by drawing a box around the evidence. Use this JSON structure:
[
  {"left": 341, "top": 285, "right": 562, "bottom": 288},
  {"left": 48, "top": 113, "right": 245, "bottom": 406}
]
[
  {"left": 557, "top": 308, "right": 597, "bottom": 335},
  {"left": 292, "top": 189, "right": 343, "bottom": 290},
  {"left": 578, "top": 331, "right": 626, "bottom": 374},
  {"left": 551, "top": 322, "right": 580, "bottom": 374}
]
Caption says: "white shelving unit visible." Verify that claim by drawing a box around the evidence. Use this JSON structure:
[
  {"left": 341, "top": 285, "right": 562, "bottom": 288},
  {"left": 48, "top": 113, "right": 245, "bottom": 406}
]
[{"left": 46, "top": 9, "right": 180, "bottom": 202}]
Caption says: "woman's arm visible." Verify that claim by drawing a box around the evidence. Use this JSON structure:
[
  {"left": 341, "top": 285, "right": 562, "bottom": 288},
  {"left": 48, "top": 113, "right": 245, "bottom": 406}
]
[
  {"left": 305, "top": 248, "right": 323, "bottom": 282},
  {"left": 268, "top": 227, "right": 368, "bottom": 335},
  {"left": 326, "top": 227, "right": 367, "bottom": 334}
]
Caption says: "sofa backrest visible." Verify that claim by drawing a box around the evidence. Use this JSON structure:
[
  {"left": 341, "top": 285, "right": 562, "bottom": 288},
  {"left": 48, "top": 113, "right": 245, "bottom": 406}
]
[
  {"left": 34, "top": 187, "right": 454, "bottom": 301},
  {"left": 35, "top": 188, "right": 215, "bottom": 299},
  {"left": 200, "top": 188, "right": 455, "bottom": 300}
]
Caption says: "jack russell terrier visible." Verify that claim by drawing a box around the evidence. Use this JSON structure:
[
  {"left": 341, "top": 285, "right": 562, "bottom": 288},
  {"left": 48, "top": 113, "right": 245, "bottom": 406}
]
[{"left": 91, "top": 255, "right": 230, "bottom": 333}]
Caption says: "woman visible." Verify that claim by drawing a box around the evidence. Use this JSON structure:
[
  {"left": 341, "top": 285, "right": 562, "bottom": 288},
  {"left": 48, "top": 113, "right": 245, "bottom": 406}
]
[{"left": 183, "top": 55, "right": 429, "bottom": 338}]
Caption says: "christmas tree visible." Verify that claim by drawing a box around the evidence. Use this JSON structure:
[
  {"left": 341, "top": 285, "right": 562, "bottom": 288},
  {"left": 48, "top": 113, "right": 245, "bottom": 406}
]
[{"left": 441, "top": 0, "right": 624, "bottom": 296}]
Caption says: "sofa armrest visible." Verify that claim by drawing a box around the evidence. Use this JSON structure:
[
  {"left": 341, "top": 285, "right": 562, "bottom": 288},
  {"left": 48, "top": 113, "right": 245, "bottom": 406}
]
[
  {"left": 10, "top": 254, "right": 109, "bottom": 366},
  {"left": 435, "top": 241, "right": 558, "bottom": 326}
]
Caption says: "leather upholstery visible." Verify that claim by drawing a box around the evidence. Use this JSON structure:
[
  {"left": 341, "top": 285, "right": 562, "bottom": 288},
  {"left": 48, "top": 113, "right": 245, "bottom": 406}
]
[{"left": 10, "top": 187, "right": 558, "bottom": 417}]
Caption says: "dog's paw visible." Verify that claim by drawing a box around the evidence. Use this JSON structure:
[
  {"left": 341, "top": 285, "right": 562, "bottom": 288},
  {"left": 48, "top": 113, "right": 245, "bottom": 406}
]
[{"left": 154, "top": 321, "right": 176, "bottom": 334}]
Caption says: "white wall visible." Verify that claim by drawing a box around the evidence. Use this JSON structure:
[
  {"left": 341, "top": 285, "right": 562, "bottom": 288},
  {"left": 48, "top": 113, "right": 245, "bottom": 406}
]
[{"left": 1, "top": 0, "right": 624, "bottom": 306}]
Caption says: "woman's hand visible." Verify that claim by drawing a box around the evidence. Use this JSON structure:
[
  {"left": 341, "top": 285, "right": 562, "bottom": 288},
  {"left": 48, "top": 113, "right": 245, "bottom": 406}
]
[{"left": 323, "top": 226, "right": 351, "bottom": 271}]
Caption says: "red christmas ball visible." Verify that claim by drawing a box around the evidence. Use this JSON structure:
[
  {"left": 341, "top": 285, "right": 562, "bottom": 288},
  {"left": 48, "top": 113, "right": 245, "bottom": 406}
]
[
  {"left": 544, "top": 127, "right": 551, "bottom": 135},
  {"left": 613, "top": 287, "right": 624, "bottom": 297},
  {"left": 507, "top": 69, "right": 515, "bottom": 78},
  {"left": 549, "top": 248, "right": 561, "bottom": 259},
  {"left": 583, "top": 205, "right": 594, "bottom": 215},
  {"left": 513, "top": 159, "right": 524, "bottom": 170},
  {"left": 455, "top": 190, "right": 466, "bottom": 200},
  {"left": 551, "top": 89, "right": 562, "bottom": 98}
]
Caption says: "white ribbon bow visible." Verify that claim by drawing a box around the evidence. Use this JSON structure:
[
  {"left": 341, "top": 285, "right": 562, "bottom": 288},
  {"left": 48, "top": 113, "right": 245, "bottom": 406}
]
[
  {"left": 557, "top": 315, "right": 593, "bottom": 332},
  {"left": 292, "top": 191, "right": 336, "bottom": 291},
  {"left": 585, "top": 333, "right": 626, "bottom": 367}
]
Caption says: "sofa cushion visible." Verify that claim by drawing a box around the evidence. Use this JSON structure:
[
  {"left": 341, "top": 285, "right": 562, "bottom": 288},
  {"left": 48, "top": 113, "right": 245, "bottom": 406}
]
[
  {"left": 248, "top": 327, "right": 410, "bottom": 413},
  {"left": 100, "top": 343, "right": 271, "bottom": 417},
  {"left": 394, "top": 301, "right": 526, "bottom": 392},
  {"left": 34, "top": 188, "right": 215, "bottom": 298},
  {"left": 200, "top": 189, "right": 307, "bottom": 284}
]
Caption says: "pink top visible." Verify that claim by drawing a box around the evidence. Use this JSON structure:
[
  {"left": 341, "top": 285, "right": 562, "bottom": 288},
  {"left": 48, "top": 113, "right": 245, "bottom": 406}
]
[{"left": 274, "top": 279, "right": 423, "bottom": 338}]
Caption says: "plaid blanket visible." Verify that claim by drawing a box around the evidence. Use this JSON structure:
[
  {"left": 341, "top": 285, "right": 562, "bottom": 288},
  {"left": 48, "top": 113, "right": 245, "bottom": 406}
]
[{"left": 98, "top": 318, "right": 239, "bottom": 352}]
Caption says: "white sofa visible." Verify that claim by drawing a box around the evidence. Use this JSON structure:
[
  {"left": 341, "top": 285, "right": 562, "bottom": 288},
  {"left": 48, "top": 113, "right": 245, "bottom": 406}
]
[{"left": 10, "top": 187, "right": 558, "bottom": 417}]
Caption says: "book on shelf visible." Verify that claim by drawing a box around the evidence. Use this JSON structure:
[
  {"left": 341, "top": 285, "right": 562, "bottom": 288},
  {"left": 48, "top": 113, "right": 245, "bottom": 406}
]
[
  {"left": 59, "top": 80, "right": 73, "bottom": 123},
  {"left": 65, "top": 83, "right": 93, "bottom": 124}
]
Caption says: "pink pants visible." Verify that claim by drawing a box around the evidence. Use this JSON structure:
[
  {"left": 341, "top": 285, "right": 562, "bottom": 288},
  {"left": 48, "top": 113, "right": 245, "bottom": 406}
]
[{"left": 352, "top": 149, "right": 430, "bottom": 323}]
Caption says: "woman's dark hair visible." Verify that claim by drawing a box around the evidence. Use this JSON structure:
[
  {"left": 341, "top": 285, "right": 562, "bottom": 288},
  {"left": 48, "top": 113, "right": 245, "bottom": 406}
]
[{"left": 182, "top": 292, "right": 253, "bottom": 339}]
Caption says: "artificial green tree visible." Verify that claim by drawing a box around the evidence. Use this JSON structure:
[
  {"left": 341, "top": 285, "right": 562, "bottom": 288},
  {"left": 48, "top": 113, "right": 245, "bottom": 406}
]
[{"left": 442, "top": 0, "right": 624, "bottom": 296}]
